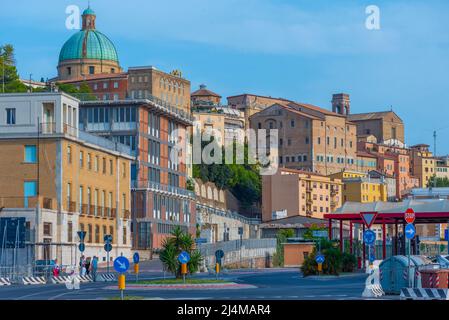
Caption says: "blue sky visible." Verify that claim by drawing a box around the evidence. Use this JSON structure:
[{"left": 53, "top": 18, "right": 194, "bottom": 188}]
[{"left": 1, "top": 0, "right": 449, "bottom": 153}]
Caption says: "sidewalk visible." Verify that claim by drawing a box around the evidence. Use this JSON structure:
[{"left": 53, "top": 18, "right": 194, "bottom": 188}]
[{"left": 103, "top": 282, "right": 257, "bottom": 290}]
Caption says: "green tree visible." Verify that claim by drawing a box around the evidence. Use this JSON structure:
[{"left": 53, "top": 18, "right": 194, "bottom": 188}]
[
  {"left": 159, "top": 226, "right": 203, "bottom": 278},
  {"left": 272, "top": 229, "right": 295, "bottom": 267},
  {"left": 427, "top": 176, "right": 449, "bottom": 188},
  {"left": 0, "top": 44, "right": 28, "bottom": 93}
]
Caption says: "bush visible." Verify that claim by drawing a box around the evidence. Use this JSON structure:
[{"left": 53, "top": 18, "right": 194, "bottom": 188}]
[
  {"left": 300, "top": 239, "right": 356, "bottom": 276},
  {"left": 341, "top": 252, "right": 357, "bottom": 272}
]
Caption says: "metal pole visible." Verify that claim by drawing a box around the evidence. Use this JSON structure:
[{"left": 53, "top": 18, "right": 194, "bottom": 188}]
[
  {"left": 382, "top": 219, "right": 386, "bottom": 259},
  {"left": 339, "top": 221, "right": 343, "bottom": 253},
  {"left": 349, "top": 222, "right": 353, "bottom": 254},
  {"left": 107, "top": 250, "right": 109, "bottom": 273},
  {"left": 408, "top": 237, "right": 411, "bottom": 287},
  {"left": 362, "top": 224, "right": 366, "bottom": 269}
]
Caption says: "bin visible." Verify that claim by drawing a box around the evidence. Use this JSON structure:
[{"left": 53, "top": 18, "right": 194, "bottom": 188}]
[
  {"left": 379, "top": 255, "right": 434, "bottom": 294},
  {"left": 420, "top": 269, "right": 449, "bottom": 289}
]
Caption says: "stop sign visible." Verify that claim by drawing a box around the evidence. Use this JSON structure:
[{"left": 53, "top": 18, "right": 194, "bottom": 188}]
[{"left": 405, "top": 208, "right": 415, "bottom": 224}]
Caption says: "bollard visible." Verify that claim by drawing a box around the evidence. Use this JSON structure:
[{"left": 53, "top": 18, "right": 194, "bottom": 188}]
[
  {"left": 317, "top": 263, "right": 322, "bottom": 273},
  {"left": 134, "top": 263, "right": 139, "bottom": 283},
  {"left": 215, "top": 263, "right": 220, "bottom": 280},
  {"left": 181, "top": 263, "right": 187, "bottom": 283},
  {"left": 118, "top": 274, "right": 126, "bottom": 300}
]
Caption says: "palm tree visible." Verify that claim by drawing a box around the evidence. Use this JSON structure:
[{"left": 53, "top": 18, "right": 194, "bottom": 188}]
[{"left": 159, "top": 226, "right": 203, "bottom": 278}]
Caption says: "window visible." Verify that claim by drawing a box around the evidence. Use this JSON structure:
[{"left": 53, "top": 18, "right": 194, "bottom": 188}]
[
  {"left": 89, "top": 66, "right": 95, "bottom": 74},
  {"left": 109, "top": 159, "right": 113, "bottom": 175},
  {"left": 290, "top": 120, "right": 295, "bottom": 127},
  {"left": 111, "top": 68, "right": 115, "bottom": 73},
  {"left": 88, "top": 224, "right": 92, "bottom": 243},
  {"left": 67, "top": 67, "right": 72, "bottom": 75},
  {"left": 79, "top": 186, "right": 83, "bottom": 211},
  {"left": 102, "top": 157, "right": 106, "bottom": 174},
  {"left": 87, "top": 153, "right": 91, "bottom": 170},
  {"left": 103, "top": 82, "right": 108, "bottom": 89},
  {"left": 317, "top": 137, "right": 321, "bottom": 144},
  {"left": 93, "top": 84, "right": 98, "bottom": 90},
  {"left": 67, "top": 183, "right": 72, "bottom": 209},
  {"left": 95, "top": 156, "right": 99, "bottom": 172},
  {"left": 109, "top": 226, "right": 114, "bottom": 244},
  {"left": 43, "top": 223, "right": 52, "bottom": 236},
  {"left": 95, "top": 225, "right": 100, "bottom": 243},
  {"left": 122, "top": 163, "right": 126, "bottom": 178},
  {"left": 24, "top": 145, "right": 37, "bottom": 163},
  {"left": 67, "top": 146, "right": 72, "bottom": 164},
  {"left": 23, "top": 181, "right": 37, "bottom": 208},
  {"left": 79, "top": 151, "right": 84, "bottom": 167},
  {"left": 6, "top": 108, "right": 16, "bottom": 124},
  {"left": 67, "top": 222, "right": 73, "bottom": 242},
  {"left": 123, "top": 227, "right": 127, "bottom": 245},
  {"left": 258, "top": 123, "right": 262, "bottom": 129},
  {"left": 113, "top": 82, "right": 119, "bottom": 89}
]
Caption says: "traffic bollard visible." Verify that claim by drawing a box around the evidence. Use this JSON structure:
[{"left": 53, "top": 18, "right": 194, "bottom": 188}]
[{"left": 118, "top": 274, "right": 126, "bottom": 300}]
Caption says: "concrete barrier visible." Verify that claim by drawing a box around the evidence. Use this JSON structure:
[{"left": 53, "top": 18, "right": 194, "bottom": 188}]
[
  {"left": 400, "top": 288, "right": 449, "bottom": 300},
  {"left": 22, "top": 276, "right": 46, "bottom": 285},
  {"left": 0, "top": 278, "right": 11, "bottom": 286},
  {"left": 98, "top": 273, "right": 116, "bottom": 282}
]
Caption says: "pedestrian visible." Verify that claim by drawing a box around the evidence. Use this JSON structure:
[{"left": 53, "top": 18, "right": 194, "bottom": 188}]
[
  {"left": 52, "top": 258, "right": 60, "bottom": 277},
  {"left": 80, "top": 255, "right": 87, "bottom": 276},
  {"left": 91, "top": 256, "right": 98, "bottom": 282},
  {"left": 85, "top": 257, "right": 91, "bottom": 276}
]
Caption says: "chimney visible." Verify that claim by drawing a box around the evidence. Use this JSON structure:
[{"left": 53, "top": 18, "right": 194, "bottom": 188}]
[{"left": 332, "top": 93, "right": 350, "bottom": 115}]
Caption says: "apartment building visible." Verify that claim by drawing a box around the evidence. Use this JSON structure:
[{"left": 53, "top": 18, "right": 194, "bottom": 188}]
[
  {"left": 128, "top": 66, "right": 191, "bottom": 113},
  {"left": 435, "top": 156, "right": 449, "bottom": 180},
  {"left": 250, "top": 100, "right": 357, "bottom": 175},
  {"left": 0, "top": 92, "right": 133, "bottom": 264},
  {"left": 79, "top": 97, "right": 196, "bottom": 252},
  {"left": 410, "top": 144, "right": 435, "bottom": 188},
  {"left": 262, "top": 168, "right": 343, "bottom": 222}
]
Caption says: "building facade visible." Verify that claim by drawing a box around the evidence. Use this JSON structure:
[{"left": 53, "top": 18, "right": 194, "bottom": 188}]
[
  {"left": 250, "top": 102, "right": 357, "bottom": 175},
  {"left": 410, "top": 144, "right": 435, "bottom": 188},
  {"left": 262, "top": 168, "right": 343, "bottom": 222},
  {"left": 0, "top": 93, "right": 133, "bottom": 264},
  {"left": 79, "top": 98, "right": 196, "bottom": 252}
]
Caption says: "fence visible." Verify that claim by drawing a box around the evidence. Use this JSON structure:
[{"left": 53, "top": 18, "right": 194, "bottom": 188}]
[{"left": 197, "top": 238, "right": 276, "bottom": 257}]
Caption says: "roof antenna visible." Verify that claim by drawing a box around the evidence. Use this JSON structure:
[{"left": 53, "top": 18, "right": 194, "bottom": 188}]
[{"left": 390, "top": 105, "right": 393, "bottom": 111}]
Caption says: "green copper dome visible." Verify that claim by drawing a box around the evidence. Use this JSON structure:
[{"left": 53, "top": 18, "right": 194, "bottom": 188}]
[
  {"left": 82, "top": 7, "right": 96, "bottom": 15},
  {"left": 59, "top": 30, "right": 119, "bottom": 62}
]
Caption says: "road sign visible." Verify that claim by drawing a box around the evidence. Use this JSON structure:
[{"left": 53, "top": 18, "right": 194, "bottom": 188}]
[
  {"left": 104, "top": 234, "right": 113, "bottom": 243},
  {"left": 78, "top": 243, "right": 85, "bottom": 252},
  {"left": 114, "top": 256, "right": 130, "bottom": 273},
  {"left": 104, "top": 243, "right": 112, "bottom": 252},
  {"left": 363, "top": 230, "right": 376, "bottom": 246},
  {"left": 238, "top": 227, "right": 244, "bottom": 235},
  {"left": 77, "top": 231, "right": 86, "bottom": 242},
  {"left": 133, "top": 252, "right": 140, "bottom": 264},
  {"left": 315, "top": 254, "right": 325, "bottom": 264},
  {"left": 405, "top": 208, "right": 415, "bottom": 224},
  {"left": 312, "top": 230, "right": 328, "bottom": 238},
  {"left": 0, "top": 218, "right": 26, "bottom": 248},
  {"left": 405, "top": 224, "right": 416, "bottom": 239},
  {"left": 360, "top": 212, "right": 378, "bottom": 228},
  {"left": 178, "top": 251, "right": 191, "bottom": 264},
  {"left": 215, "top": 249, "right": 224, "bottom": 260}
]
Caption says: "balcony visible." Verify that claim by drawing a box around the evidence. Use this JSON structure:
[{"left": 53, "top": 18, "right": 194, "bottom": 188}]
[
  {"left": 110, "top": 208, "right": 117, "bottom": 219},
  {"left": 132, "top": 180, "right": 196, "bottom": 198},
  {"left": 40, "top": 122, "right": 56, "bottom": 134},
  {"left": 104, "top": 207, "right": 111, "bottom": 219},
  {"left": 43, "top": 198, "right": 54, "bottom": 210},
  {"left": 68, "top": 201, "right": 77, "bottom": 213},
  {"left": 97, "top": 206, "right": 104, "bottom": 218}
]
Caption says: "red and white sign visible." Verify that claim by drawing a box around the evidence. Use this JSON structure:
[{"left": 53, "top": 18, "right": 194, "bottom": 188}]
[
  {"left": 360, "top": 212, "right": 378, "bottom": 228},
  {"left": 405, "top": 208, "right": 415, "bottom": 224}
]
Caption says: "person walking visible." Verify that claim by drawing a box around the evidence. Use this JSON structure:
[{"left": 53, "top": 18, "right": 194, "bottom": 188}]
[
  {"left": 80, "top": 255, "right": 87, "bottom": 276},
  {"left": 52, "top": 258, "right": 60, "bottom": 277},
  {"left": 91, "top": 256, "right": 98, "bottom": 282},
  {"left": 85, "top": 257, "right": 91, "bottom": 276}
]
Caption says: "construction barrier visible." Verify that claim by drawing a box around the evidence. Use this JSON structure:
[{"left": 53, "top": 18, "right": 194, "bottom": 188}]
[
  {"left": 420, "top": 270, "right": 449, "bottom": 289},
  {"left": 98, "top": 273, "right": 116, "bottom": 282},
  {"left": 76, "top": 275, "right": 93, "bottom": 283},
  {"left": 400, "top": 288, "right": 449, "bottom": 300},
  {"left": 51, "top": 276, "right": 72, "bottom": 284},
  {"left": 22, "top": 276, "right": 46, "bottom": 285},
  {"left": 0, "top": 278, "right": 11, "bottom": 286}
]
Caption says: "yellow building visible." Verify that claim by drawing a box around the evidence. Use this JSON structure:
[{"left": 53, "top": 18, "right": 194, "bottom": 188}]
[
  {"left": 0, "top": 92, "right": 133, "bottom": 264},
  {"left": 328, "top": 169, "right": 367, "bottom": 180},
  {"left": 410, "top": 144, "right": 435, "bottom": 187},
  {"left": 342, "top": 177, "right": 387, "bottom": 203}
]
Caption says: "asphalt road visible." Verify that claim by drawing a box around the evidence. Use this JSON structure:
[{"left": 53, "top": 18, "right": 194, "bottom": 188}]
[{"left": 0, "top": 268, "right": 393, "bottom": 300}]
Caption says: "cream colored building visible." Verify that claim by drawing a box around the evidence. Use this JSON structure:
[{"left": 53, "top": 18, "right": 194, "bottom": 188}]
[
  {"left": 0, "top": 92, "right": 133, "bottom": 265},
  {"left": 262, "top": 168, "right": 343, "bottom": 222}
]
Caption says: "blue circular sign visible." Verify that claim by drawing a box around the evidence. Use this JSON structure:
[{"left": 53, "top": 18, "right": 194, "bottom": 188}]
[
  {"left": 133, "top": 252, "right": 140, "bottom": 264},
  {"left": 104, "top": 243, "right": 112, "bottom": 252},
  {"left": 178, "top": 251, "right": 191, "bottom": 264},
  {"left": 363, "top": 230, "right": 376, "bottom": 246},
  {"left": 113, "top": 256, "right": 130, "bottom": 273},
  {"left": 78, "top": 243, "right": 85, "bottom": 252},
  {"left": 405, "top": 224, "right": 416, "bottom": 240},
  {"left": 215, "top": 250, "right": 224, "bottom": 259},
  {"left": 315, "top": 254, "right": 325, "bottom": 264}
]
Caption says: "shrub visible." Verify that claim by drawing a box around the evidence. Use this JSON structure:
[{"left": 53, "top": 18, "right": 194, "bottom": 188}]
[{"left": 341, "top": 252, "right": 357, "bottom": 272}]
